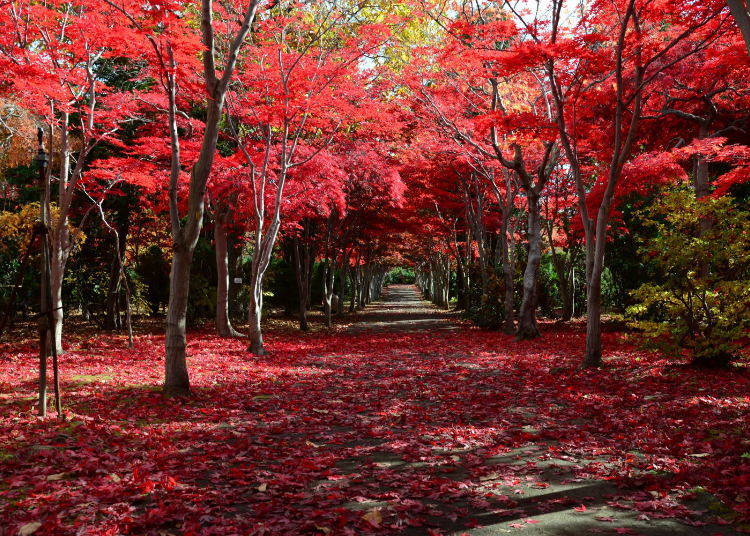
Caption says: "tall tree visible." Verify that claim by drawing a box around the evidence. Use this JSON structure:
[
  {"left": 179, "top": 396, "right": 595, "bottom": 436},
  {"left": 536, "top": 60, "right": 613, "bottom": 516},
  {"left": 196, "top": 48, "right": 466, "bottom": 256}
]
[
  {"left": 107, "top": 0, "right": 266, "bottom": 393},
  {"left": 1, "top": 0, "right": 141, "bottom": 354},
  {"left": 537, "top": 0, "right": 728, "bottom": 366},
  {"left": 227, "top": 6, "right": 392, "bottom": 354}
]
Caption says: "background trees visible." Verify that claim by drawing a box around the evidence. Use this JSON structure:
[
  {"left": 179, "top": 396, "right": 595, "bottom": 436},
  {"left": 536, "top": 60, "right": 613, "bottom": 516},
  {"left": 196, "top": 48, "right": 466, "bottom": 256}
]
[
  {"left": 1, "top": 0, "right": 750, "bottom": 390},
  {"left": 398, "top": 0, "right": 750, "bottom": 367}
]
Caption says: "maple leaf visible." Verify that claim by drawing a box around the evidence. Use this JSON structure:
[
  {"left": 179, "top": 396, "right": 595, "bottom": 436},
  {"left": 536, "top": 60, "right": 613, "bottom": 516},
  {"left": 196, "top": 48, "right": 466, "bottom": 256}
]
[
  {"left": 362, "top": 508, "right": 383, "bottom": 527},
  {"left": 18, "top": 523, "right": 42, "bottom": 536}
]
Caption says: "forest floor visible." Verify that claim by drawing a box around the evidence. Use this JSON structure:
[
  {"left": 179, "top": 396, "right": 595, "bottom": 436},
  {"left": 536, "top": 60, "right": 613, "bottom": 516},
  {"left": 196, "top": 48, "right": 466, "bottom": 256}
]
[{"left": 0, "top": 285, "right": 749, "bottom": 535}]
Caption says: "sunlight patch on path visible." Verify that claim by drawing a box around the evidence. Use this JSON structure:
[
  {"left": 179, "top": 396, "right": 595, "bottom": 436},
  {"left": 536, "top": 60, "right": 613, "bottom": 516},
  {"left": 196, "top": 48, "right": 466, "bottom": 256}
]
[{"left": 346, "top": 284, "right": 459, "bottom": 333}]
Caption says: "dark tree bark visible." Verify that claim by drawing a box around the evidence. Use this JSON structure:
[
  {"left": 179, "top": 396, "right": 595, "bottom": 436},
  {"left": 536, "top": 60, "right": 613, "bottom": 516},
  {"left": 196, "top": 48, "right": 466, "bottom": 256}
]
[
  {"left": 545, "top": 0, "right": 642, "bottom": 367},
  {"left": 247, "top": 267, "right": 265, "bottom": 355},
  {"left": 727, "top": 0, "right": 750, "bottom": 54},
  {"left": 214, "top": 208, "right": 241, "bottom": 337},
  {"left": 165, "top": 244, "right": 194, "bottom": 394},
  {"left": 293, "top": 232, "right": 312, "bottom": 331},
  {"left": 349, "top": 265, "right": 357, "bottom": 313},
  {"left": 489, "top": 170, "right": 519, "bottom": 334},
  {"left": 105, "top": 199, "right": 131, "bottom": 331},
  {"left": 336, "top": 260, "right": 346, "bottom": 315},
  {"left": 463, "top": 180, "right": 490, "bottom": 298},
  {"left": 456, "top": 259, "right": 469, "bottom": 310}
]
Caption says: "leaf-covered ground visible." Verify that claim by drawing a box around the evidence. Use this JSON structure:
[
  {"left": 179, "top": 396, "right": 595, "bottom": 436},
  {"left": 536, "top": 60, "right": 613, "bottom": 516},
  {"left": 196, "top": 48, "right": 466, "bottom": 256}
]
[{"left": 1, "top": 285, "right": 749, "bottom": 536}]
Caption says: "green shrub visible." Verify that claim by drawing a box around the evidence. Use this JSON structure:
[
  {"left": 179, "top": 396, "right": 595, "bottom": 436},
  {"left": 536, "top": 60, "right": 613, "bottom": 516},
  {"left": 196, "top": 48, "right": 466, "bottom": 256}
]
[
  {"left": 627, "top": 189, "right": 750, "bottom": 367},
  {"left": 385, "top": 266, "right": 415, "bottom": 285}
]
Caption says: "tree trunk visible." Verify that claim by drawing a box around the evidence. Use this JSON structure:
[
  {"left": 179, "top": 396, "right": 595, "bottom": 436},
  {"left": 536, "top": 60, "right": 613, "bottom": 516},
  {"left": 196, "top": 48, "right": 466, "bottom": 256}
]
[
  {"left": 559, "top": 276, "right": 573, "bottom": 321},
  {"left": 424, "top": 268, "right": 432, "bottom": 302},
  {"left": 336, "top": 262, "right": 346, "bottom": 315},
  {"left": 322, "top": 261, "right": 334, "bottom": 328},
  {"left": 122, "top": 272, "right": 134, "bottom": 349},
  {"left": 376, "top": 267, "right": 386, "bottom": 300},
  {"left": 306, "top": 259, "right": 314, "bottom": 311},
  {"left": 500, "top": 218, "right": 516, "bottom": 334},
  {"left": 364, "top": 264, "right": 373, "bottom": 305},
  {"left": 727, "top": 0, "right": 750, "bottom": 55},
  {"left": 293, "top": 237, "right": 310, "bottom": 331},
  {"left": 246, "top": 234, "right": 268, "bottom": 356},
  {"left": 693, "top": 141, "right": 710, "bottom": 198},
  {"left": 246, "top": 214, "right": 283, "bottom": 355},
  {"left": 429, "top": 260, "right": 440, "bottom": 306},
  {"left": 456, "top": 260, "right": 467, "bottom": 310},
  {"left": 228, "top": 244, "right": 241, "bottom": 321},
  {"left": 215, "top": 213, "right": 240, "bottom": 337},
  {"left": 163, "top": 0, "right": 262, "bottom": 393},
  {"left": 247, "top": 274, "right": 264, "bottom": 355},
  {"left": 163, "top": 103, "right": 221, "bottom": 393},
  {"left": 582, "top": 204, "right": 609, "bottom": 367},
  {"left": 465, "top": 187, "right": 489, "bottom": 299},
  {"left": 49, "top": 240, "right": 66, "bottom": 356},
  {"left": 105, "top": 258, "right": 122, "bottom": 330},
  {"left": 517, "top": 193, "right": 542, "bottom": 339},
  {"left": 430, "top": 255, "right": 450, "bottom": 307},
  {"left": 247, "top": 256, "right": 265, "bottom": 355},
  {"left": 441, "top": 262, "right": 449, "bottom": 306},
  {"left": 367, "top": 267, "right": 375, "bottom": 304},
  {"left": 49, "top": 114, "right": 70, "bottom": 357},
  {"left": 583, "top": 263, "right": 603, "bottom": 367},
  {"left": 105, "top": 201, "right": 131, "bottom": 330},
  {"left": 357, "top": 266, "right": 366, "bottom": 308},
  {"left": 694, "top": 124, "right": 712, "bottom": 277},
  {"left": 164, "top": 245, "right": 193, "bottom": 396},
  {"left": 38, "top": 130, "right": 51, "bottom": 417},
  {"left": 349, "top": 266, "right": 357, "bottom": 312}
]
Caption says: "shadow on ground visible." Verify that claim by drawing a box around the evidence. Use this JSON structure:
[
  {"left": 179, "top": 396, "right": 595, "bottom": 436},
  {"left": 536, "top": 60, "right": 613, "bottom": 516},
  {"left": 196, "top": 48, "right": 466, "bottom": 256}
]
[{"left": 0, "top": 285, "right": 747, "bottom": 535}]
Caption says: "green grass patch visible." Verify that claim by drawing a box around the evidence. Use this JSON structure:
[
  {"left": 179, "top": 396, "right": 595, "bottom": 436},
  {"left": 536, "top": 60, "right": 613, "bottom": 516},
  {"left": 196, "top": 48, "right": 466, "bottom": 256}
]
[{"left": 70, "top": 374, "right": 115, "bottom": 384}]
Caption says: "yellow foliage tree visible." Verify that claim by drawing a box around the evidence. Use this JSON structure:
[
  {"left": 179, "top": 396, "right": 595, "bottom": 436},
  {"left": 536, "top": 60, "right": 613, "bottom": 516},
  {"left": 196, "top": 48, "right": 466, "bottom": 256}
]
[{"left": 0, "top": 202, "right": 85, "bottom": 253}]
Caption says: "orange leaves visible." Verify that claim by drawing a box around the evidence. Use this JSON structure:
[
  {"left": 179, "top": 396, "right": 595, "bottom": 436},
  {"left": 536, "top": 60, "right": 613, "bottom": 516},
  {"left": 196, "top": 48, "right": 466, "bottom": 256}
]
[{"left": 361, "top": 507, "right": 383, "bottom": 527}]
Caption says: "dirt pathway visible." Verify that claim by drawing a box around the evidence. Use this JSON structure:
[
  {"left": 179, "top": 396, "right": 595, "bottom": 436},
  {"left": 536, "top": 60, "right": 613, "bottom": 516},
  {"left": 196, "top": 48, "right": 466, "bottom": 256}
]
[
  {"left": 334, "top": 285, "right": 735, "bottom": 536},
  {"left": 346, "top": 284, "right": 458, "bottom": 333}
]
